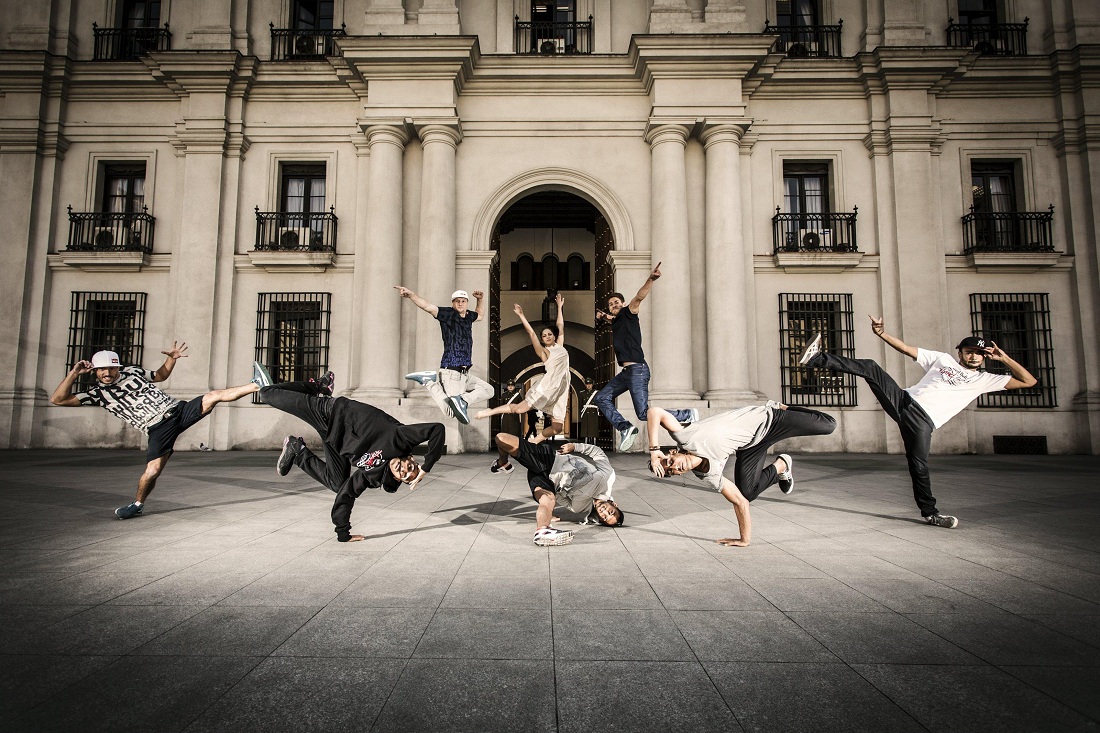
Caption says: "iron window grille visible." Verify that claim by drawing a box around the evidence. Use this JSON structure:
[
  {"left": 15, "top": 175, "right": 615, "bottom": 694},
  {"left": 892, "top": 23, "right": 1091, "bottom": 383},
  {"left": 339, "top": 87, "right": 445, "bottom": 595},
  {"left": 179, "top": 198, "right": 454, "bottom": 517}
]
[
  {"left": 946, "top": 17, "right": 1028, "bottom": 56},
  {"left": 67, "top": 292, "right": 147, "bottom": 392},
  {"left": 67, "top": 206, "right": 155, "bottom": 253},
  {"left": 969, "top": 293, "right": 1055, "bottom": 408},
  {"left": 773, "top": 208, "right": 858, "bottom": 253},
  {"left": 254, "top": 293, "right": 331, "bottom": 402},
  {"left": 514, "top": 1, "right": 593, "bottom": 56},
  {"left": 780, "top": 293, "right": 856, "bottom": 406},
  {"left": 269, "top": 23, "right": 346, "bottom": 61}
]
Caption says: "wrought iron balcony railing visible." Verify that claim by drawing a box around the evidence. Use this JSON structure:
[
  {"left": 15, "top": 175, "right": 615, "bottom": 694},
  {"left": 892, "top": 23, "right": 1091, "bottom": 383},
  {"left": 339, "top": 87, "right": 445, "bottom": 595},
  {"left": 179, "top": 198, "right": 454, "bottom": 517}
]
[
  {"left": 772, "top": 209, "right": 858, "bottom": 254},
  {"left": 270, "top": 24, "right": 346, "bottom": 61},
  {"left": 92, "top": 23, "right": 171, "bottom": 61},
  {"left": 67, "top": 207, "right": 155, "bottom": 253},
  {"left": 962, "top": 206, "right": 1054, "bottom": 254},
  {"left": 514, "top": 17, "right": 593, "bottom": 55},
  {"left": 763, "top": 20, "right": 843, "bottom": 58},
  {"left": 946, "top": 18, "right": 1028, "bottom": 56},
  {"left": 254, "top": 208, "right": 338, "bottom": 252}
]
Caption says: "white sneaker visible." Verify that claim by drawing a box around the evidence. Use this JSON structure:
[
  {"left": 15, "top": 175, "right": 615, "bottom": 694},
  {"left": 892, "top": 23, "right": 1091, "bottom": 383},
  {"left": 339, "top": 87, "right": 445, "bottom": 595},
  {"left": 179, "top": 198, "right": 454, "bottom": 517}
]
[
  {"left": 798, "top": 334, "right": 823, "bottom": 365},
  {"left": 616, "top": 425, "right": 639, "bottom": 451},
  {"left": 533, "top": 527, "right": 575, "bottom": 547},
  {"left": 681, "top": 408, "right": 699, "bottom": 426},
  {"left": 777, "top": 453, "right": 794, "bottom": 494}
]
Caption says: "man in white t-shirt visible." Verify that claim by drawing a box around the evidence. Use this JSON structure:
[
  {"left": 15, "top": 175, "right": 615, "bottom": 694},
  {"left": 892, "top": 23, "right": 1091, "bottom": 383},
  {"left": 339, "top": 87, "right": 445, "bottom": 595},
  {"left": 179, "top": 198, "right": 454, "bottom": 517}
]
[{"left": 798, "top": 317, "right": 1038, "bottom": 528}]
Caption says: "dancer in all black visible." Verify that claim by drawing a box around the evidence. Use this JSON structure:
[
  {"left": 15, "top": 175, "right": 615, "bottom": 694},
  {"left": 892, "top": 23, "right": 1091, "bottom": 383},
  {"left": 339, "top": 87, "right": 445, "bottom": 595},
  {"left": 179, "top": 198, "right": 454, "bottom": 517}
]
[
  {"left": 647, "top": 402, "right": 836, "bottom": 547},
  {"left": 593, "top": 263, "right": 697, "bottom": 451},
  {"left": 261, "top": 372, "right": 445, "bottom": 542},
  {"left": 49, "top": 344, "right": 261, "bottom": 519},
  {"left": 798, "top": 316, "right": 1037, "bottom": 528}
]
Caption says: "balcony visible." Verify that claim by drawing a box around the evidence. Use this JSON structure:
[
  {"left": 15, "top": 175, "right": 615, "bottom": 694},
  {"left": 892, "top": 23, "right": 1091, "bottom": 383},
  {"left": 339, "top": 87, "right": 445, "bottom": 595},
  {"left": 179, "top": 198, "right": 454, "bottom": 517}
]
[
  {"left": 250, "top": 208, "right": 338, "bottom": 271},
  {"left": 959, "top": 206, "right": 1061, "bottom": 270},
  {"left": 771, "top": 209, "right": 861, "bottom": 271},
  {"left": 946, "top": 18, "right": 1028, "bottom": 56},
  {"left": 67, "top": 207, "right": 155, "bottom": 253},
  {"left": 270, "top": 24, "right": 346, "bottom": 61},
  {"left": 514, "top": 17, "right": 593, "bottom": 55},
  {"left": 763, "top": 20, "right": 843, "bottom": 58},
  {"left": 92, "top": 24, "right": 171, "bottom": 61}
]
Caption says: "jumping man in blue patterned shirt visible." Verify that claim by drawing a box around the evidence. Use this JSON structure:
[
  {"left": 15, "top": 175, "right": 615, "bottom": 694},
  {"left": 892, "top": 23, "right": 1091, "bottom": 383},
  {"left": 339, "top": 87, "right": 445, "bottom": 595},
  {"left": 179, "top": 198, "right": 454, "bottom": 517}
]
[{"left": 396, "top": 286, "right": 495, "bottom": 424}]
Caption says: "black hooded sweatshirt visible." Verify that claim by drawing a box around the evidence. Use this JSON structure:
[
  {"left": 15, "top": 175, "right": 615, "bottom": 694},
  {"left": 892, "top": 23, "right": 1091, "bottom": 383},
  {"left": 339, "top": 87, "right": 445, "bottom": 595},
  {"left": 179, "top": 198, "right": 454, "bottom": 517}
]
[{"left": 325, "top": 397, "right": 445, "bottom": 541}]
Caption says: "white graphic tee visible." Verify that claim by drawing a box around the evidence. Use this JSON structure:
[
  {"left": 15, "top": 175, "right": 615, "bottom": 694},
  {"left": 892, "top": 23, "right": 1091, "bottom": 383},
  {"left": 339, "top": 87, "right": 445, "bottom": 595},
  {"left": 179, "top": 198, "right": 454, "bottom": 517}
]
[
  {"left": 905, "top": 349, "right": 1012, "bottom": 428},
  {"left": 77, "top": 366, "right": 179, "bottom": 434}
]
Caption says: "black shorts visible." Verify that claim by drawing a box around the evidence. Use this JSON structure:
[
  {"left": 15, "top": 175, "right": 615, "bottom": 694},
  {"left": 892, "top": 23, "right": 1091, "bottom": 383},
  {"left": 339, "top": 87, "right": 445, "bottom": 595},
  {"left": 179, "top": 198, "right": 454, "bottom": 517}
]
[
  {"left": 146, "top": 396, "right": 209, "bottom": 461},
  {"left": 514, "top": 440, "right": 557, "bottom": 500}
]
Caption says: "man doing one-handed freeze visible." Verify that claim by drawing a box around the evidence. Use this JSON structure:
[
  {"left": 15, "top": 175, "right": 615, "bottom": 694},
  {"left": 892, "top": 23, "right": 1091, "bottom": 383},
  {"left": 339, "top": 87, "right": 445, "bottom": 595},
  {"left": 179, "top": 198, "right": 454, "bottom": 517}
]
[{"left": 648, "top": 402, "right": 836, "bottom": 547}]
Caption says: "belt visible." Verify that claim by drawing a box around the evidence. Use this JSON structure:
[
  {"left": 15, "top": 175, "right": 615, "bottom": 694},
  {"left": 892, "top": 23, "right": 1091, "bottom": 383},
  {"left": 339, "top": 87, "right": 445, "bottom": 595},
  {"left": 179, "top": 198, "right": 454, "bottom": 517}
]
[{"left": 444, "top": 366, "right": 472, "bottom": 374}]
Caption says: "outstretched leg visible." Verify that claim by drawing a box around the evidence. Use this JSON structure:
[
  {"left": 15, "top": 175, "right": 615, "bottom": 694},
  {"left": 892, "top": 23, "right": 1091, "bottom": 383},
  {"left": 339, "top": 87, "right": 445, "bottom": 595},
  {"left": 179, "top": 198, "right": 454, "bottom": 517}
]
[
  {"left": 200, "top": 382, "right": 259, "bottom": 414},
  {"left": 477, "top": 399, "right": 532, "bottom": 421},
  {"left": 734, "top": 406, "right": 837, "bottom": 501},
  {"left": 259, "top": 382, "right": 333, "bottom": 436},
  {"left": 807, "top": 352, "right": 908, "bottom": 424},
  {"left": 593, "top": 370, "right": 632, "bottom": 431}
]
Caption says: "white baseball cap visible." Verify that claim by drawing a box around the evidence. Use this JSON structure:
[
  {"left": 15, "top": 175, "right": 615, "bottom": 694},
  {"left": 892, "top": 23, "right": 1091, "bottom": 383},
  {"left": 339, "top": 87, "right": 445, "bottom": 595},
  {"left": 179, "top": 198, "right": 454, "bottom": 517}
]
[
  {"left": 451, "top": 290, "right": 469, "bottom": 301},
  {"left": 90, "top": 350, "right": 121, "bottom": 368}
]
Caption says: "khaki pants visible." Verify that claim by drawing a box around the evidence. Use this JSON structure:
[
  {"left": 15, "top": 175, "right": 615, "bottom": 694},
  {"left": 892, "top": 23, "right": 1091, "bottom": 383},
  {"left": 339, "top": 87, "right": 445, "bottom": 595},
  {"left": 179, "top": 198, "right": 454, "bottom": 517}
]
[{"left": 423, "top": 368, "right": 495, "bottom": 418}]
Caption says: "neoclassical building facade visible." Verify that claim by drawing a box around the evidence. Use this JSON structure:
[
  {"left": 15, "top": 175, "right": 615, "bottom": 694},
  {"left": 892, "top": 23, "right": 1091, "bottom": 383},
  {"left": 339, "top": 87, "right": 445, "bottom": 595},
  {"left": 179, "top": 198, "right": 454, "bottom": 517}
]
[{"left": 1, "top": 0, "right": 1098, "bottom": 456}]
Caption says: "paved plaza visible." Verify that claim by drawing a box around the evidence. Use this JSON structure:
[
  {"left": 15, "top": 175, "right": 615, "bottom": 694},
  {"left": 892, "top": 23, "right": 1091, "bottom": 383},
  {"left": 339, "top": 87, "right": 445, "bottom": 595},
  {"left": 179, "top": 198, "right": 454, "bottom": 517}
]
[{"left": 1, "top": 448, "right": 1098, "bottom": 732}]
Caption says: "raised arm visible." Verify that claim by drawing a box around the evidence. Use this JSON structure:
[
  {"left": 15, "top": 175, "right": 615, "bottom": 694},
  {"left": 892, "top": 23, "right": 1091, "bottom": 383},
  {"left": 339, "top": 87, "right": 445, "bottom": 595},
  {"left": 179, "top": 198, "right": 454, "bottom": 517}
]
[
  {"left": 152, "top": 341, "right": 188, "bottom": 383},
  {"left": 395, "top": 286, "right": 439, "bottom": 318},
  {"left": 50, "top": 361, "right": 93, "bottom": 407},
  {"left": 555, "top": 293, "right": 565, "bottom": 346},
  {"left": 869, "top": 315, "right": 918, "bottom": 360},
  {"left": 986, "top": 341, "right": 1039, "bottom": 390},
  {"left": 472, "top": 289, "right": 485, "bottom": 320},
  {"left": 646, "top": 405, "right": 683, "bottom": 477},
  {"left": 628, "top": 261, "right": 662, "bottom": 314},
  {"left": 515, "top": 304, "right": 548, "bottom": 360},
  {"left": 716, "top": 477, "right": 753, "bottom": 548}
]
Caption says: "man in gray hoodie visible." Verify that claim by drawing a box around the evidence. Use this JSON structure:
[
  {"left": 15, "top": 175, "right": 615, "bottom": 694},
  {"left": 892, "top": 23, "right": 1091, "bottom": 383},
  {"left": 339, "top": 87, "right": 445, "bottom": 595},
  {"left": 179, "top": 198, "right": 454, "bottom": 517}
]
[{"left": 491, "top": 434, "right": 623, "bottom": 546}]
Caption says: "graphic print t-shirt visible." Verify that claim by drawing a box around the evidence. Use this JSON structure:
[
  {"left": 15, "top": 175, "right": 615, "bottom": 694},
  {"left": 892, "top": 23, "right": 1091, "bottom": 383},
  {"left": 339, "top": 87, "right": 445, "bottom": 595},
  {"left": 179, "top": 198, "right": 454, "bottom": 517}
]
[
  {"left": 76, "top": 366, "right": 179, "bottom": 434},
  {"left": 436, "top": 307, "right": 478, "bottom": 370},
  {"left": 905, "top": 349, "right": 1012, "bottom": 429}
]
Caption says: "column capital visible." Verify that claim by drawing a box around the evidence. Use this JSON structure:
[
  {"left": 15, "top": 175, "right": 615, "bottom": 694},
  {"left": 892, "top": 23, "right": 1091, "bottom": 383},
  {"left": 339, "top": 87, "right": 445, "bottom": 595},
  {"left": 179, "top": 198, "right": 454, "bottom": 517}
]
[
  {"left": 415, "top": 120, "right": 463, "bottom": 148},
  {"left": 362, "top": 123, "right": 410, "bottom": 149},
  {"left": 643, "top": 121, "right": 692, "bottom": 147},
  {"left": 699, "top": 119, "right": 751, "bottom": 148}
]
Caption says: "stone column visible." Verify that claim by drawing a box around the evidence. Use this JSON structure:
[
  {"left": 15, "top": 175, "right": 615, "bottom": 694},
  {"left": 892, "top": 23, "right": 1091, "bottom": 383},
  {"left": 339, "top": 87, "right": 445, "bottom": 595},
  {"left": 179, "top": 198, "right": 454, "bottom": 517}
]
[
  {"left": 355, "top": 123, "right": 408, "bottom": 401},
  {"left": 645, "top": 123, "right": 697, "bottom": 401},
  {"left": 701, "top": 121, "right": 758, "bottom": 404},
  {"left": 411, "top": 122, "right": 461, "bottom": 389}
]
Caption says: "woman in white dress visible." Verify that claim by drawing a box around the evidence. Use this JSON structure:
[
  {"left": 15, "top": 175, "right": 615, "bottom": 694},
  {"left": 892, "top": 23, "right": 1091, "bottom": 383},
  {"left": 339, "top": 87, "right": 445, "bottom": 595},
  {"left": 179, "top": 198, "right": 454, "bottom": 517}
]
[{"left": 477, "top": 294, "right": 571, "bottom": 443}]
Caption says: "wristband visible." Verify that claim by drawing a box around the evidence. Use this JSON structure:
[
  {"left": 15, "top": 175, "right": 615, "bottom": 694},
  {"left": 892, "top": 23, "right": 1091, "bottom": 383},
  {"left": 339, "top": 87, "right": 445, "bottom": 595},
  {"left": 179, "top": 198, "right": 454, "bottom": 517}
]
[{"left": 649, "top": 446, "right": 661, "bottom": 452}]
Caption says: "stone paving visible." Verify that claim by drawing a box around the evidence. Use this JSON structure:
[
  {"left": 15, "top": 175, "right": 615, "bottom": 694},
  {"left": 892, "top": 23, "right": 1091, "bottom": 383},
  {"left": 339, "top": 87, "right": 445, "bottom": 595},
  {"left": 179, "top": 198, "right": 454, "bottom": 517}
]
[{"left": 1, "top": 448, "right": 1098, "bottom": 732}]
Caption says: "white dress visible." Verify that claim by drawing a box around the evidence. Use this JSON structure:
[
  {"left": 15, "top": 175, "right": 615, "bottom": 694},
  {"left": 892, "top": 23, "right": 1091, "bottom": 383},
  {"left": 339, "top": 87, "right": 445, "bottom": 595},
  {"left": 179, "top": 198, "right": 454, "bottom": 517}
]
[{"left": 526, "top": 343, "right": 571, "bottom": 420}]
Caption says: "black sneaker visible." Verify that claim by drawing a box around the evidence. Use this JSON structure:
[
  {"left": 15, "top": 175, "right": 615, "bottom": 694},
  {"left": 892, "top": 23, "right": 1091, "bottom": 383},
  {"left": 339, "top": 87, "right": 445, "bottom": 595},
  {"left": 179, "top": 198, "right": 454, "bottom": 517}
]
[
  {"left": 798, "top": 334, "right": 823, "bottom": 366},
  {"left": 115, "top": 502, "right": 143, "bottom": 520},
  {"left": 777, "top": 453, "right": 794, "bottom": 494},
  {"left": 925, "top": 513, "right": 959, "bottom": 529},
  {"left": 309, "top": 371, "right": 335, "bottom": 396},
  {"left": 277, "top": 436, "right": 302, "bottom": 476},
  {"left": 490, "top": 460, "right": 514, "bottom": 474}
]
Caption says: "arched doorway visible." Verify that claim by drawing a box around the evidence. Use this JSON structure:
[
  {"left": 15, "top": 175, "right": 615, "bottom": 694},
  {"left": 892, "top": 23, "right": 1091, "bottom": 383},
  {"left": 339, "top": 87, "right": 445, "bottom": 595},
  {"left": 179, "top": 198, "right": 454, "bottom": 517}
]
[{"left": 487, "top": 190, "right": 615, "bottom": 447}]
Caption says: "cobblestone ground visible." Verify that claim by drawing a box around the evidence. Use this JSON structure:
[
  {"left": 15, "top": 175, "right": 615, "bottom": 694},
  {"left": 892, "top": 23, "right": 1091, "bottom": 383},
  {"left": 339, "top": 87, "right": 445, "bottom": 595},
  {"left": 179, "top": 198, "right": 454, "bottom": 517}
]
[{"left": 1, "top": 449, "right": 1098, "bottom": 732}]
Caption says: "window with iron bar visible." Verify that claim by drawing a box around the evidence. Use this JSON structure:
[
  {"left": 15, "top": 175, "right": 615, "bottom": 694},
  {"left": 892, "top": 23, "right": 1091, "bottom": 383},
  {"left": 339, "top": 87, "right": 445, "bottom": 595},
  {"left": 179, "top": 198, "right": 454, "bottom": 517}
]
[
  {"left": 254, "top": 292, "right": 331, "bottom": 402},
  {"left": 779, "top": 293, "right": 856, "bottom": 406},
  {"left": 67, "top": 292, "right": 147, "bottom": 392},
  {"left": 969, "top": 293, "right": 1055, "bottom": 408}
]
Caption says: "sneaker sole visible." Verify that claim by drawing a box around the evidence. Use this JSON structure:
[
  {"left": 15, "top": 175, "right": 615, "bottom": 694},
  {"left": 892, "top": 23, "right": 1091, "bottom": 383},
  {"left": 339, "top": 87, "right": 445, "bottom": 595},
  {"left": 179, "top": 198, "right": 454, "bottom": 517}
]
[
  {"left": 797, "top": 335, "right": 823, "bottom": 365},
  {"left": 535, "top": 534, "right": 575, "bottom": 547},
  {"left": 277, "top": 441, "right": 296, "bottom": 476},
  {"left": 618, "top": 429, "right": 638, "bottom": 452},
  {"left": 778, "top": 453, "right": 794, "bottom": 494}
]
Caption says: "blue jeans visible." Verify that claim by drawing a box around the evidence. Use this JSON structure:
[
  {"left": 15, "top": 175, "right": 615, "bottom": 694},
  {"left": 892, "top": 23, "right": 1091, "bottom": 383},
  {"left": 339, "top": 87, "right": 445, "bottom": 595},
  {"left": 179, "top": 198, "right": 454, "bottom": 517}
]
[{"left": 593, "top": 362, "right": 693, "bottom": 431}]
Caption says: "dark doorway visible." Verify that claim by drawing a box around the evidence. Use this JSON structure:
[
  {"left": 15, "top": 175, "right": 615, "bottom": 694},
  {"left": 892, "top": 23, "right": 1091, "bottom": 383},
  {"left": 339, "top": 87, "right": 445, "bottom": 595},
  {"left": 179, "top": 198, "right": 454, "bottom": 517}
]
[{"left": 488, "top": 190, "right": 613, "bottom": 448}]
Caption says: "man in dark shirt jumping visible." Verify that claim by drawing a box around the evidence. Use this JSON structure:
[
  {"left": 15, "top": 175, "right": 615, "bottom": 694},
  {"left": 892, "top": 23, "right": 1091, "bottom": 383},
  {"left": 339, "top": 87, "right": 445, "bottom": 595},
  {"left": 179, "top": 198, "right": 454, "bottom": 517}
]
[
  {"left": 261, "top": 372, "right": 445, "bottom": 542},
  {"left": 593, "top": 263, "right": 698, "bottom": 451}
]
